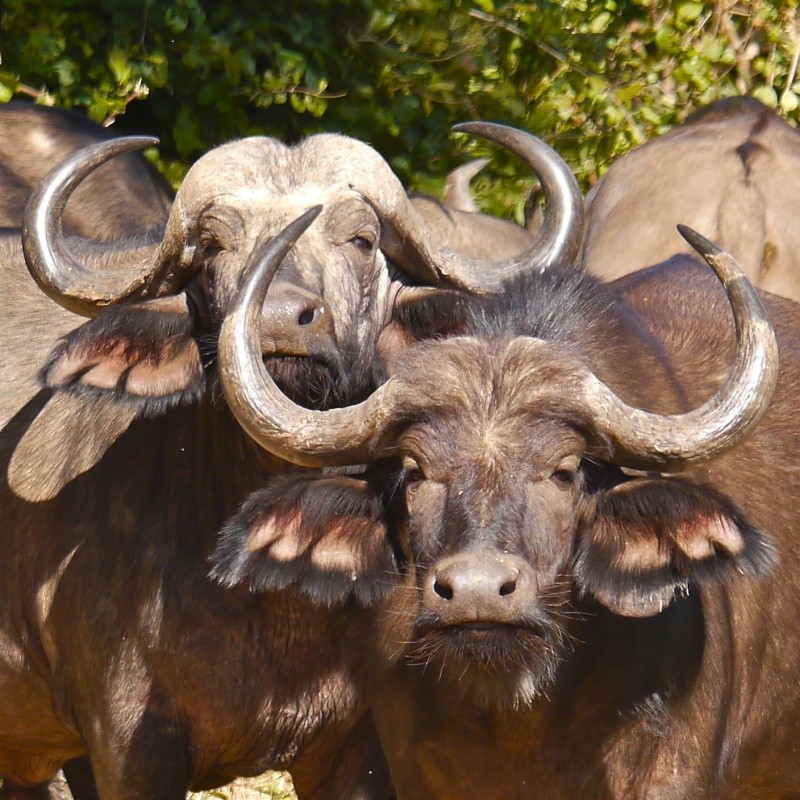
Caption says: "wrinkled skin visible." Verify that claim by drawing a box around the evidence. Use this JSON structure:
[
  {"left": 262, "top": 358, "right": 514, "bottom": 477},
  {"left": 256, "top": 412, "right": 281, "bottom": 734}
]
[
  {"left": 584, "top": 96, "right": 800, "bottom": 301},
  {"left": 0, "top": 102, "right": 172, "bottom": 237},
  {"left": 216, "top": 262, "right": 800, "bottom": 799}
]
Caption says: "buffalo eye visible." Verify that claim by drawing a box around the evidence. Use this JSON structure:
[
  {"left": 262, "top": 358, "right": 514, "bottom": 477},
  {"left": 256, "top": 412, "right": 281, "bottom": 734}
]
[
  {"left": 350, "top": 234, "right": 375, "bottom": 254},
  {"left": 550, "top": 455, "right": 581, "bottom": 488},
  {"left": 403, "top": 455, "right": 425, "bottom": 489},
  {"left": 199, "top": 233, "right": 224, "bottom": 260}
]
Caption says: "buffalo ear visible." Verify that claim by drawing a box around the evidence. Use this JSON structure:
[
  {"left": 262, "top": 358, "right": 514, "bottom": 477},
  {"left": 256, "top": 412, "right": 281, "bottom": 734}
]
[
  {"left": 210, "top": 473, "right": 395, "bottom": 607},
  {"left": 574, "top": 478, "right": 776, "bottom": 617},
  {"left": 40, "top": 293, "right": 205, "bottom": 415},
  {"left": 8, "top": 393, "right": 136, "bottom": 502}
]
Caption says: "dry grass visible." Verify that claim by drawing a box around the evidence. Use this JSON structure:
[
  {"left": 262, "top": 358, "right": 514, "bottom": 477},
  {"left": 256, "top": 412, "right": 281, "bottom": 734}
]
[
  {"left": 42, "top": 771, "right": 297, "bottom": 800},
  {"left": 189, "top": 773, "right": 297, "bottom": 800}
]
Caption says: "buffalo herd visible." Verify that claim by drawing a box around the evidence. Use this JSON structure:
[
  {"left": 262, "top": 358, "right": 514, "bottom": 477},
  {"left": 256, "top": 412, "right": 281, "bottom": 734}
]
[{"left": 1, "top": 97, "right": 800, "bottom": 800}]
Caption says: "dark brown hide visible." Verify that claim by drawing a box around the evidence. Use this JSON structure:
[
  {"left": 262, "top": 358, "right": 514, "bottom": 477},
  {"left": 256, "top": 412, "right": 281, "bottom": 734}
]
[
  {"left": 584, "top": 96, "right": 800, "bottom": 301},
  {"left": 217, "top": 261, "right": 800, "bottom": 799},
  {"left": 0, "top": 395, "right": 392, "bottom": 799}
]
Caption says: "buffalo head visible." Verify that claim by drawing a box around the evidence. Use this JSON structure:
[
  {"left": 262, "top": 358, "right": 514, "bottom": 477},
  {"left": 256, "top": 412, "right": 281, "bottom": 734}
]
[
  {"left": 26, "top": 124, "right": 583, "bottom": 413},
  {"left": 211, "top": 212, "right": 777, "bottom": 709}
]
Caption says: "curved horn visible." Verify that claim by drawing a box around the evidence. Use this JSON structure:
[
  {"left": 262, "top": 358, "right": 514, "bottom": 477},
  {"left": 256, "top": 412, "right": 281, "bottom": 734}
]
[
  {"left": 450, "top": 122, "right": 585, "bottom": 279},
  {"left": 22, "top": 136, "right": 172, "bottom": 318},
  {"left": 377, "top": 123, "right": 585, "bottom": 294},
  {"left": 579, "top": 225, "right": 779, "bottom": 470},
  {"left": 218, "top": 206, "right": 409, "bottom": 467}
]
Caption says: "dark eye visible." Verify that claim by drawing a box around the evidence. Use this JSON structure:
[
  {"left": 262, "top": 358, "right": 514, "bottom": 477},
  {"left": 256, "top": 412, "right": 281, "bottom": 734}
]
[
  {"left": 550, "top": 456, "right": 581, "bottom": 487},
  {"left": 406, "top": 469, "right": 424, "bottom": 486},
  {"left": 403, "top": 456, "right": 425, "bottom": 488},
  {"left": 551, "top": 469, "right": 576, "bottom": 486},
  {"left": 199, "top": 233, "right": 224, "bottom": 259},
  {"left": 350, "top": 235, "right": 374, "bottom": 254}
]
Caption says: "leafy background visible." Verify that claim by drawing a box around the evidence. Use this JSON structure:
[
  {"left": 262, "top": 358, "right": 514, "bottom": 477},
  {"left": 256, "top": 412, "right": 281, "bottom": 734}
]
[
  {"left": 0, "top": 0, "right": 800, "bottom": 218},
  {"left": 2, "top": 1, "right": 799, "bottom": 219},
  {"left": 2, "top": 2, "right": 798, "bottom": 797}
]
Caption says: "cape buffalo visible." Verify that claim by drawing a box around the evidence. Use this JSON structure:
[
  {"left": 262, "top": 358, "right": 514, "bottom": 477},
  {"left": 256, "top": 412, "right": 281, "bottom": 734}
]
[
  {"left": 0, "top": 102, "right": 172, "bottom": 237},
  {"left": 583, "top": 96, "right": 800, "bottom": 301},
  {"left": 214, "top": 210, "right": 800, "bottom": 799},
  {"left": 0, "top": 124, "right": 583, "bottom": 798},
  {"left": 4, "top": 122, "right": 582, "bottom": 501}
]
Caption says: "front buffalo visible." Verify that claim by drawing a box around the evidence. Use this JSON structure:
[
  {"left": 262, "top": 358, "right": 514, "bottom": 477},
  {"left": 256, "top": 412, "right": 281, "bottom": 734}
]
[{"left": 213, "top": 214, "right": 800, "bottom": 799}]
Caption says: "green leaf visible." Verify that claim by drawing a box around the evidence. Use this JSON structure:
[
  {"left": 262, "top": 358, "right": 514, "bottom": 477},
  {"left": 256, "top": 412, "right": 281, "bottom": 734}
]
[
  {"left": 589, "top": 11, "right": 612, "bottom": 34},
  {"left": 753, "top": 85, "right": 778, "bottom": 108},
  {"left": 676, "top": 2, "right": 704, "bottom": 22}
]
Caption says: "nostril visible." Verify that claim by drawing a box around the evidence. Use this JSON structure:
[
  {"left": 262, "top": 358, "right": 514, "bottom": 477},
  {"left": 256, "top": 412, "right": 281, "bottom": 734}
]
[
  {"left": 297, "top": 308, "right": 316, "bottom": 326},
  {"left": 499, "top": 579, "right": 517, "bottom": 597},
  {"left": 433, "top": 579, "right": 453, "bottom": 601}
]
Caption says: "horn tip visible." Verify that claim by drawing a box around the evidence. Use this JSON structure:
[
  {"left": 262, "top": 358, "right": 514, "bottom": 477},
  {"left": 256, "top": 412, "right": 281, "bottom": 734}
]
[
  {"left": 300, "top": 205, "right": 323, "bottom": 224},
  {"left": 451, "top": 121, "right": 499, "bottom": 137},
  {"left": 677, "top": 224, "right": 721, "bottom": 257},
  {"left": 114, "top": 135, "right": 160, "bottom": 151}
]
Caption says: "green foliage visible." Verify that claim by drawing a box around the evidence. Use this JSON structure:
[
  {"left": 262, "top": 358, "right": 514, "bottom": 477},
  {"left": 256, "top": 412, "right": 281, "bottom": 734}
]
[{"left": 2, "top": 1, "right": 799, "bottom": 213}]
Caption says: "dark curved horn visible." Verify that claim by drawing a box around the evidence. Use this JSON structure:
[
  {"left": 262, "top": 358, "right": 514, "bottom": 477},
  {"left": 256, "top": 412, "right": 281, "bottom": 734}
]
[
  {"left": 578, "top": 226, "right": 779, "bottom": 470},
  {"left": 218, "top": 206, "right": 408, "bottom": 467},
  {"left": 364, "top": 123, "right": 584, "bottom": 293},
  {"left": 22, "top": 136, "right": 170, "bottom": 318}
]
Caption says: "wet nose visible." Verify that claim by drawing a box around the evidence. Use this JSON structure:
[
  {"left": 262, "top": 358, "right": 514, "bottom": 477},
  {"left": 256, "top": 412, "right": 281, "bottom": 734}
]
[
  {"left": 260, "top": 281, "right": 335, "bottom": 357},
  {"left": 422, "top": 551, "right": 536, "bottom": 625}
]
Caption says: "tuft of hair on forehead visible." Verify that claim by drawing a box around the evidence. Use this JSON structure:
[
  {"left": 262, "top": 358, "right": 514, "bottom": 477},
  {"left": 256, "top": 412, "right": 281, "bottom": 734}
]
[
  {"left": 390, "top": 337, "right": 500, "bottom": 419},
  {"left": 463, "top": 269, "right": 622, "bottom": 347},
  {"left": 387, "top": 337, "right": 597, "bottom": 464}
]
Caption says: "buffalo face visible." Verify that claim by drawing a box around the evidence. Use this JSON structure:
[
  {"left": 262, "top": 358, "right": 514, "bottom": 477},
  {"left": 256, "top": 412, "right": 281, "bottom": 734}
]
[
  {"left": 33, "top": 136, "right": 401, "bottom": 412},
  {"left": 384, "top": 390, "right": 587, "bottom": 709},
  {"left": 377, "top": 339, "right": 774, "bottom": 709},
  {"left": 29, "top": 124, "right": 585, "bottom": 417}
]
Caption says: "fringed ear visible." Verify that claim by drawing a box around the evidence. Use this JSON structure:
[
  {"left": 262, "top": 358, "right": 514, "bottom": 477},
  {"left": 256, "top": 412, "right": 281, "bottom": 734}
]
[
  {"left": 574, "top": 477, "right": 776, "bottom": 617},
  {"left": 40, "top": 293, "right": 205, "bottom": 415},
  {"left": 210, "top": 473, "right": 395, "bottom": 607}
]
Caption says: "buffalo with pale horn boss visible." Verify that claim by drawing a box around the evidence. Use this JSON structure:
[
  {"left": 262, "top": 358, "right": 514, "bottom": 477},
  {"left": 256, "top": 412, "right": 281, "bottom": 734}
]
[
  {"left": 0, "top": 123, "right": 583, "bottom": 798},
  {"left": 3, "top": 120, "right": 583, "bottom": 499}
]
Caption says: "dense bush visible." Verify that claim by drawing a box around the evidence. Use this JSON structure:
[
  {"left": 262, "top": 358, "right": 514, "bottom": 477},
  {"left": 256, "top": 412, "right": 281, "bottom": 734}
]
[{"left": 2, "top": 1, "right": 798, "bottom": 216}]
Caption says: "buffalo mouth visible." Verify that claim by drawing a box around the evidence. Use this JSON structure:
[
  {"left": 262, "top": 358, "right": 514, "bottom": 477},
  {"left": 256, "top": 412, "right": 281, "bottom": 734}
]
[
  {"left": 262, "top": 347, "right": 372, "bottom": 411},
  {"left": 406, "top": 616, "right": 566, "bottom": 708}
]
